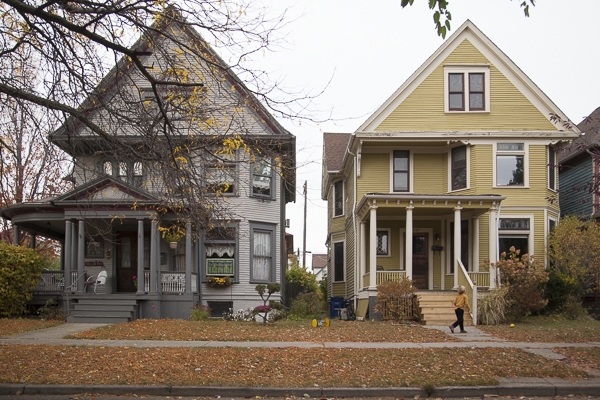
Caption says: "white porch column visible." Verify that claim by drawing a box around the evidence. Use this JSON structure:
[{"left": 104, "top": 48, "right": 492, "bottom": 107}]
[
  {"left": 405, "top": 203, "right": 414, "bottom": 280},
  {"left": 453, "top": 204, "right": 462, "bottom": 289},
  {"left": 489, "top": 203, "right": 498, "bottom": 288},
  {"left": 150, "top": 220, "right": 158, "bottom": 294},
  {"left": 473, "top": 217, "right": 480, "bottom": 272},
  {"left": 64, "top": 220, "right": 72, "bottom": 290},
  {"left": 369, "top": 206, "right": 377, "bottom": 288},
  {"left": 137, "top": 219, "right": 145, "bottom": 294},
  {"left": 360, "top": 221, "right": 366, "bottom": 290},
  {"left": 185, "top": 222, "right": 192, "bottom": 293},
  {"left": 77, "top": 220, "right": 85, "bottom": 293}
]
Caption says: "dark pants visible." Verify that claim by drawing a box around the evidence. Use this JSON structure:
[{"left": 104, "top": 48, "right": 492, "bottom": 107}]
[{"left": 452, "top": 308, "right": 464, "bottom": 331}]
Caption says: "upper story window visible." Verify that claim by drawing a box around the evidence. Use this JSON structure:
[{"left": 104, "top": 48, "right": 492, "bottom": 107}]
[
  {"left": 495, "top": 143, "right": 526, "bottom": 187},
  {"left": 206, "top": 152, "right": 236, "bottom": 195},
  {"left": 102, "top": 160, "right": 144, "bottom": 187},
  {"left": 393, "top": 150, "right": 410, "bottom": 192},
  {"left": 334, "top": 180, "right": 344, "bottom": 217},
  {"left": 444, "top": 66, "right": 490, "bottom": 113},
  {"left": 251, "top": 158, "right": 274, "bottom": 199},
  {"left": 548, "top": 146, "right": 557, "bottom": 191},
  {"left": 451, "top": 145, "right": 467, "bottom": 191}
]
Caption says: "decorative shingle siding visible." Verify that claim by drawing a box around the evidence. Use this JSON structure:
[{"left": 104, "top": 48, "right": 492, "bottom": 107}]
[{"left": 375, "top": 40, "right": 556, "bottom": 132}]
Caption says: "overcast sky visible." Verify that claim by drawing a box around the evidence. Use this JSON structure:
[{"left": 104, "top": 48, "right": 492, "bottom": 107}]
[{"left": 246, "top": 0, "right": 600, "bottom": 267}]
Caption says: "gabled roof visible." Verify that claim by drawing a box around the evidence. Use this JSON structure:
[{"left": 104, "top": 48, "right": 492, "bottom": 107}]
[
  {"left": 558, "top": 106, "right": 600, "bottom": 163},
  {"left": 356, "top": 20, "right": 577, "bottom": 134},
  {"left": 311, "top": 253, "right": 327, "bottom": 269},
  {"left": 54, "top": 176, "right": 157, "bottom": 204},
  {"left": 323, "top": 132, "right": 351, "bottom": 173}
]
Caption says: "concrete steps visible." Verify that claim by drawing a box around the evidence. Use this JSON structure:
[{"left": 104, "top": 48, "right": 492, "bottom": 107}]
[
  {"left": 417, "top": 291, "right": 473, "bottom": 326},
  {"left": 67, "top": 297, "right": 138, "bottom": 324}
]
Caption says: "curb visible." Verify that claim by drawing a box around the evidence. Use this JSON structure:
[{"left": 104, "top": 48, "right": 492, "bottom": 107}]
[{"left": 2, "top": 380, "right": 600, "bottom": 398}]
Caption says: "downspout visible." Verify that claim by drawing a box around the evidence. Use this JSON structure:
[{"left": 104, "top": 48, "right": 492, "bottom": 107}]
[{"left": 347, "top": 148, "right": 358, "bottom": 307}]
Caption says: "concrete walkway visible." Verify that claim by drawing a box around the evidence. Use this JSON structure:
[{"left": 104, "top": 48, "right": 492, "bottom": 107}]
[{"left": 1, "top": 323, "right": 600, "bottom": 398}]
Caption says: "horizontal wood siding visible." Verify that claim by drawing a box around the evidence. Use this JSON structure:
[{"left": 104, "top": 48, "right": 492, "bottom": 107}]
[
  {"left": 472, "top": 145, "right": 493, "bottom": 192},
  {"left": 414, "top": 153, "right": 446, "bottom": 194},
  {"left": 375, "top": 40, "right": 556, "bottom": 132},
  {"left": 358, "top": 153, "right": 390, "bottom": 198},
  {"left": 560, "top": 158, "right": 594, "bottom": 216}
]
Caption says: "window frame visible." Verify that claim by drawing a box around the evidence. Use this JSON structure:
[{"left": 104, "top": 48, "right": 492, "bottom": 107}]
[
  {"left": 206, "top": 151, "right": 237, "bottom": 196},
  {"left": 449, "top": 145, "right": 469, "bottom": 191},
  {"left": 548, "top": 146, "right": 557, "bottom": 191},
  {"left": 202, "top": 224, "right": 239, "bottom": 282},
  {"left": 332, "top": 240, "right": 345, "bottom": 282},
  {"left": 250, "top": 158, "right": 275, "bottom": 199},
  {"left": 249, "top": 222, "right": 276, "bottom": 283},
  {"left": 376, "top": 229, "right": 391, "bottom": 257},
  {"left": 444, "top": 66, "right": 490, "bottom": 113},
  {"left": 333, "top": 180, "right": 344, "bottom": 217},
  {"left": 101, "top": 160, "right": 145, "bottom": 187},
  {"left": 494, "top": 142, "right": 528, "bottom": 188},
  {"left": 392, "top": 150, "right": 411, "bottom": 193},
  {"left": 498, "top": 215, "right": 533, "bottom": 258}
]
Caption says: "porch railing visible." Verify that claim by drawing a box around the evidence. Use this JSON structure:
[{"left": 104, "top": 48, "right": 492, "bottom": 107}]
[
  {"left": 363, "top": 270, "right": 407, "bottom": 287},
  {"left": 457, "top": 259, "right": 478, "bottom": 326},
  {"left": 468, "top": 272, "right": 490, "bottom": 287},
  {"left": 35, "top": 271, "right": 79, "bottom": 292},
  {"left": 143, "top": 271, "right": 198, "bottom": 293}
]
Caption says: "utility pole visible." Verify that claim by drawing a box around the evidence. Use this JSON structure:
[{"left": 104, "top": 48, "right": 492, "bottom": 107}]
[{"left": 303, "top": 180, "right": 307, "bottom": 269}]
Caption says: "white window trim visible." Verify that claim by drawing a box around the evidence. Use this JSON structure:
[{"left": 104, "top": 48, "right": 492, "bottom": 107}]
[
  {"left": 448, "top": 145, "right": 470, "bottom": 192},
  {"left": 376, "top": 228, "right": 391, "bottom": 257},
  {"left": 389, "top": 150, "right": 414, "bottom": 193},
  {"left": 332, "top": 239, "right": 346, "bottom": 282},
  {"left": 333, "top": 180, "right": 344, "bottom": 218},
  {"left": 548, "top": 146, "right": 558, "bottom": 192},
  {"left": 444, "top": 65, "right": 491, "bottom": 113},
  {"left": 493, "top": 142, "right": 529, "bottom": 188},
  {"left": 498, "top": 214, "right": 534, "bottom": 257}
]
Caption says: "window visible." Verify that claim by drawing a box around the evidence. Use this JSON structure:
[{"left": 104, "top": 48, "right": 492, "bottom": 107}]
[
  {"left": 334, "top": 181, "right": 344, "bottom": 217},
  {"left": 498, "top": 217, "right": 531, "bottom": 257},
  {"left": 205, "top": 226, "right": 236, "bottom": 277},
  {"left": 376, "top": 230, "right": 390, "bottom": 256},
  {"left": 496, "top": 143, "right": 525, "bottom": 186},
  {"left": 333, "top": 241, "right": 344, "bottom": 282},
  {"left": 206, "top": 164, "right": 236, "bottom": 194},
  {"left": 251, "top": 158, "right": 273, "bottom": 198},
  {"left": 444, "top": 67, "right": 490, "bottom": 113},
  {"left": 102, "top": 160, "right": 144, "bottom": 187},
  {"left": 451, "top": 145, "right": 467, "bottom": 191},
  {"left": 118, "top": 162, "right": 128, "bottom": 182},
  {"left": 250, "top": 223, "right": 275, "bottom": 282},
  {"left": 548, "top": 146, "right": 557, "bottom": 190},
  {"left": 393, "top": 150, "right": 410, "bottom": 192}
]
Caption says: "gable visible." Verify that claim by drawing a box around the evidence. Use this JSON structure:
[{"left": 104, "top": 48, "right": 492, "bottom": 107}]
[
  {"left": 55, "top": 177, "right": 156, "bottom": 203},
  {"left": 358, "top": 21, "right": 576, "bottom": 136}
]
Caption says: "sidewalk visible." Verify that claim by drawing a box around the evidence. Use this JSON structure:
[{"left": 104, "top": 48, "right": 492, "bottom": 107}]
[{"left": 1, "top": 323, "right": 599, "bottom": 398}]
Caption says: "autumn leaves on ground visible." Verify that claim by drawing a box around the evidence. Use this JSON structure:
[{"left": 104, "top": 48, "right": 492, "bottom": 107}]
[{"left": 0, "top": 317, "right": 599, "bottom": 388}]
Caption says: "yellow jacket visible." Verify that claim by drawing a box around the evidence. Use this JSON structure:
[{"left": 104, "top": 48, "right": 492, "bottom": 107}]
[{"left": 453, "top": 293, "right": 470, "bottom": 312}]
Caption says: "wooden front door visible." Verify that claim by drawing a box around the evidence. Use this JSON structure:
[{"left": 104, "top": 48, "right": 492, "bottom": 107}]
[
  {"left": 409, "top": 233, "right": 429, "bottom": 290},
  {"left": 116, "top": 232, "right": 137, "bottom": 292}
]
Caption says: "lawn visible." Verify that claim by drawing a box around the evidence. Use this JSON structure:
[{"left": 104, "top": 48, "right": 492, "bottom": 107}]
[{"left": 0, "top": 318, "right": 65, "bottom": 337}]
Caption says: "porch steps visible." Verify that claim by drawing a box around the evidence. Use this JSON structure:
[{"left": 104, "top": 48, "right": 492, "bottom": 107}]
[
  {"left": 67, "top": 297, "right": 138, "bottom": 324},
  {"left": 417, "top": 292, "right": 473, "bottom": 326}
]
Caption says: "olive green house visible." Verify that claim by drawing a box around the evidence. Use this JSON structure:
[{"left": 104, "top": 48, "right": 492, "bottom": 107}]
[{"left": 321, "top": 20, "right": 579, "bottom": 324}]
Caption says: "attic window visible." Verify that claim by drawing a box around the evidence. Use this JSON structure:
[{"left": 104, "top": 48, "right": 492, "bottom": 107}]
[{"left": 444, "top": 66, "right": 490, "bottom": 113}]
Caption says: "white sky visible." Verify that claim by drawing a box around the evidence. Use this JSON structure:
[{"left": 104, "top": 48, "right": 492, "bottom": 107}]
[{"left": 245, "top": 0, "right": 600, "bottom": 267}]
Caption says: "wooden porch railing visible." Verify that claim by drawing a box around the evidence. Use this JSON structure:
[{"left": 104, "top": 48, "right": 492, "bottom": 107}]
[
  {"left": 363, "top": 270, "right": 407, "bottom": 287},
  {"left": 35, "top": 271, "right": 79, "bottom": 292},
  {"left": 468, "top": 272, "right": 490, "bottom": 287},
  {"left": 457, "top": 259, "right": 478, "bottom": 326}
]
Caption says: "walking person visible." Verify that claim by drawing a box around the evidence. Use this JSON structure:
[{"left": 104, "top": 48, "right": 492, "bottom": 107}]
[{"left": 449, "top": 286, "right": 470, "bottom": 333}]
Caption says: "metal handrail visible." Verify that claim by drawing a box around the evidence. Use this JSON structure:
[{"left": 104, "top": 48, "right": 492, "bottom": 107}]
[{"left": 64, "top": 270, "right": 87, "bottom": 315}]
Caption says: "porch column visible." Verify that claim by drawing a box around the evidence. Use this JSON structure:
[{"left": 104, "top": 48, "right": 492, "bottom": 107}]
[
  {"left": 453, "top": 204, "right": 462, "bottom": 289},
  {"left": 488, "top": 203, "right": 498, "bottom": 288},
  {"left": 405, "top": 203, "right": 414, "bottom": 280},
  {"left": 150, "top": 220, "right": 158, "bottom": 294},
  {"left": 64, "top": 220, "right": 72, "bottom": 290},
  {"left": 473, "top": 217, "right": 480, "bottom": 272},
  {"left": 77, "top": 220, "right": 85, "bottom": 293},
  {"left": 369, "top": 206, "right": 377, "bottom": 288},
  {"left": 70, "top": 223, "right": 78, "bottom": 291},
  {"left": 29, "top": 234, "right": 36, "bottom": 249},
  {"left": 137, "top": 219, "right": 145, "bottom": 294},
  {"left": 12, "top": 225, "right": 19, "bottom": 245},
  {"left": 185, "top": 222, "right": 192, "bottom": 293},
  {"left": 360, "top": 221, "right": 366, "bottom": 290}
]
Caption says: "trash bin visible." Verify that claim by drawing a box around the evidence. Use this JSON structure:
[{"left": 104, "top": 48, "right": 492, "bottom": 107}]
[{"left": 329, "top": 296, "right": 343, "bottom": 318}]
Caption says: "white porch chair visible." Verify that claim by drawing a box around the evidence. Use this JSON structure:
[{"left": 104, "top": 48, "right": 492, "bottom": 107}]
[{"left": 85, "top": 270, "right": 107, "bottom": 294}]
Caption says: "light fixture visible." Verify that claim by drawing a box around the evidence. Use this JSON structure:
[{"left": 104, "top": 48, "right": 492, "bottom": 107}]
[{"left": 435, "top": 234, "right": 441, "bottom": 241}]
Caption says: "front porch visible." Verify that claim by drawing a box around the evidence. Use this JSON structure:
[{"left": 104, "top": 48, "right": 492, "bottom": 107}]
[{"left": 362, "top": 270, "right": 491, "bottom": 288}]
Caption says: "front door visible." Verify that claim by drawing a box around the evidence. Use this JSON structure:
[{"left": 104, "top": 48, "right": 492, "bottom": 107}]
[
  {"left": 116, "top": 232, "right": 137, "bottom": 292},
  {"left": 411, "top": 233, "right": 428, "bottom": 289}
]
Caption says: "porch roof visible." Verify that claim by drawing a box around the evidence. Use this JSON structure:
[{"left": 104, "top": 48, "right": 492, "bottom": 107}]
[{"left": 356, "top": 193, "right": 506, "bottom": 221}]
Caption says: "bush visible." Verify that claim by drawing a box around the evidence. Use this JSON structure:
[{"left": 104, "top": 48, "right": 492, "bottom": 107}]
[
  {"left": 0, "top": 242, "right": 46, "bottom": 317},
  {"left": 374, "top": 279, "right": 417, "bottom": 321},
  {"left": 288, "top": 292, "right": 323, "bottom": 321},
  {"left": 495, "top": 248, "right": 549, "bottom": 320},
  {"left": 286, "top": 263, "right": 318, "bottom": 293},
  {"left": 477, "top": 286, "right": 508, "bottom": 325},
  {"left": 545, "top": 270, "right": 580, "bottom": 312},
  {"left": 38, "top": 298, "right": 64, "bottom": 321},
  {"left": 189, "top": 304, "right": 211, "bottom": 321}
]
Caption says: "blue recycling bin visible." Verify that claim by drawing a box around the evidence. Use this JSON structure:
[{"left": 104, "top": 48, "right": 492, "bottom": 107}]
[{"left": 329, "top": 296, "right": 344, "bottom": 318}]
